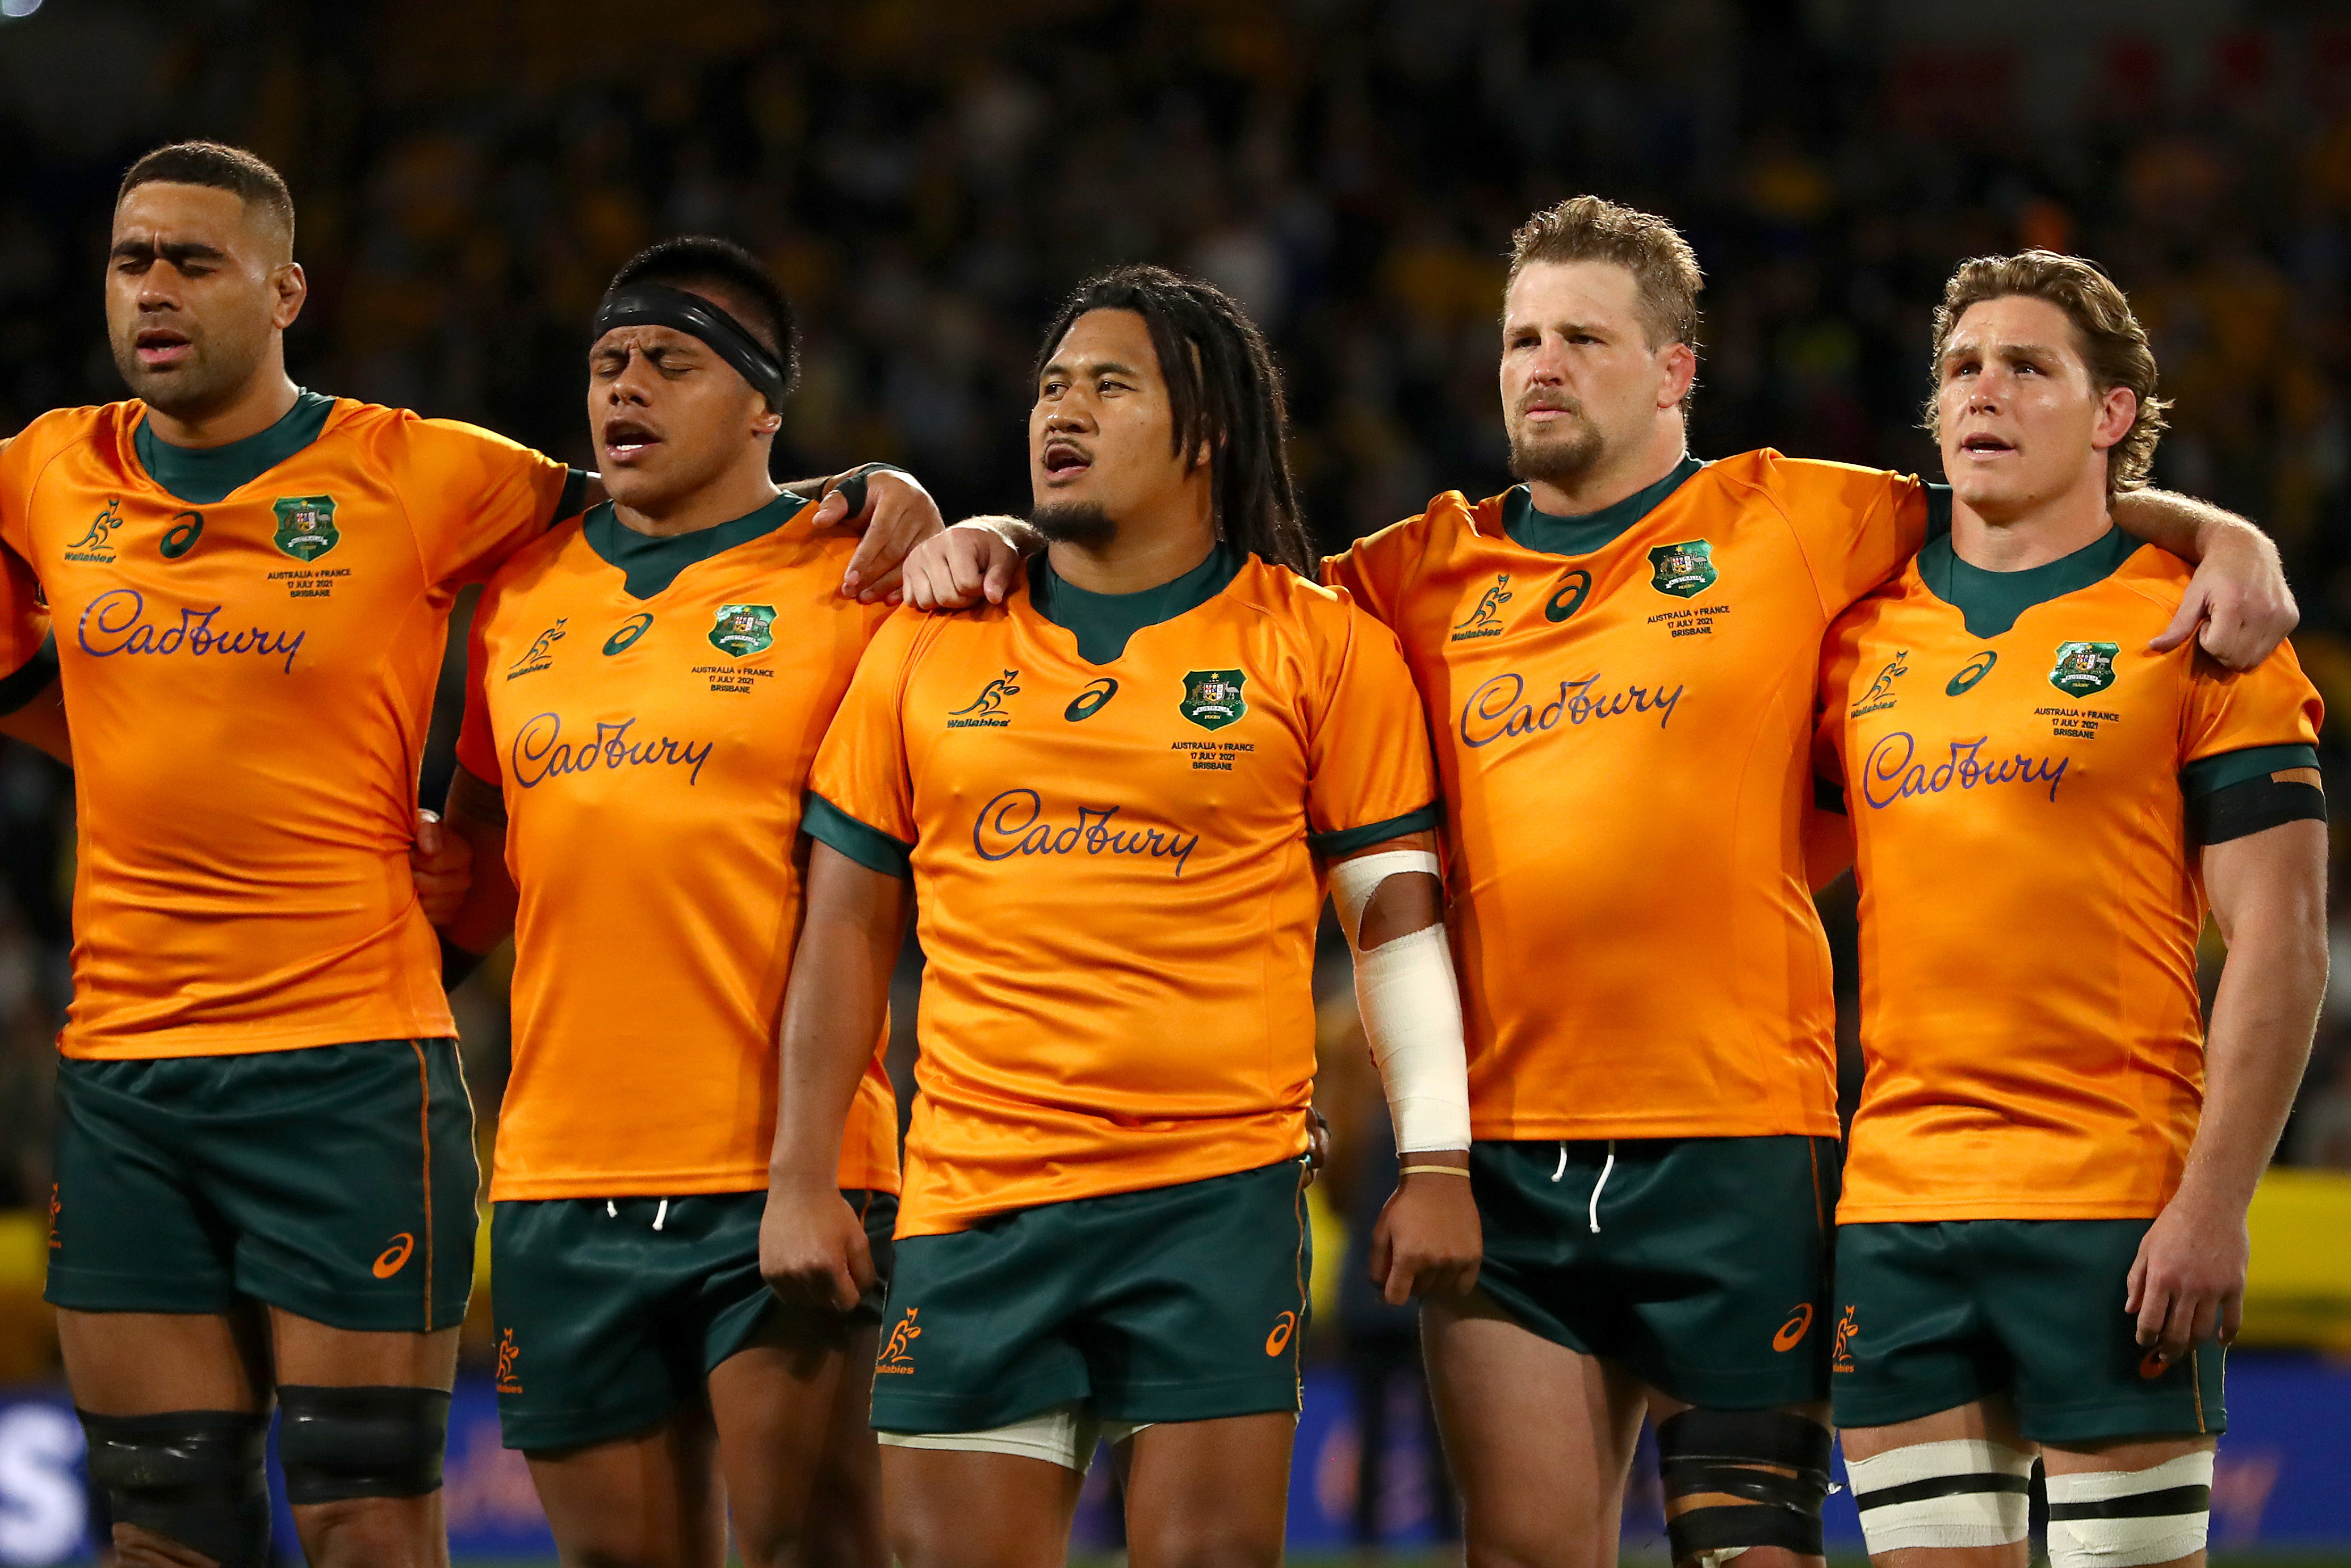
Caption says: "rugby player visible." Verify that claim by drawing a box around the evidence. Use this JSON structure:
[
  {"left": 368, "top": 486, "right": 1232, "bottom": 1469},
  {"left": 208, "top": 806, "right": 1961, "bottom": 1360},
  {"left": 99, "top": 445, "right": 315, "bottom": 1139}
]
[
  {"left": 0, "top": 142, "right": 938, "bottom": 1568},
  {"left": 436, "top": 236, "right": 904, "bottom": 1568},
  {"left": 897, "top": 200, "right": 2295, "bottom": 1568},
  {"left": 760, "top": 266, "right": 1482, "bottom": 1568},
  {"left": 1815, "top": 253, "right": 2325, "bottom": 1568}
]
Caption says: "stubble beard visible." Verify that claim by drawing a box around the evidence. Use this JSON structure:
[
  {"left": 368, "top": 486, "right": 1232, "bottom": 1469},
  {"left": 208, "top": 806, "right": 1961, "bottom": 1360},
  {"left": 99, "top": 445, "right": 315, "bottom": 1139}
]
[
  {"left": 1029, "top": 501, "right": 1118, "bottom": 548},
  {"left": 1507, "top": 408, "right": 1609, "bottom": 491},
  {"left": 110, "top": 329, "right": 258, "bottom": 425}
]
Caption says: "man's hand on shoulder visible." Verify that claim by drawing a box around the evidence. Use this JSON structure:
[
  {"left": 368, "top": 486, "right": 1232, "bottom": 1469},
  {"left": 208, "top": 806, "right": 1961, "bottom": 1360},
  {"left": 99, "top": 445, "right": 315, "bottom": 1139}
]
[
  {"left": 902, "top": 517, "right": 1037, "bottom": 611},
  {"left": 2136, "top": 502, "right": 2298, "bottom": 669},
  {"left": 807, "top": 467, "right": 945, "bottom": 605}
]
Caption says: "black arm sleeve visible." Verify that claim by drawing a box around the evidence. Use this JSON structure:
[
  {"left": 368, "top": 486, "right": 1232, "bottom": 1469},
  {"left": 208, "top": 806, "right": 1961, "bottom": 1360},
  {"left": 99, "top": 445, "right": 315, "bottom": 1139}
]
[{"left": 2187, "top": 775, "right": 2326, "bottom": 847}]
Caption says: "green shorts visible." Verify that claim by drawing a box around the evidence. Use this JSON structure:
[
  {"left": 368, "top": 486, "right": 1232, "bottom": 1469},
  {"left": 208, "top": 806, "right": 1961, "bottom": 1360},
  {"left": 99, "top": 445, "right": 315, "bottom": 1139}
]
[
  {"left": 47, "top": 1040, "right": 477, "bottom": 1333},
  {"left": 1470, "top": 1136, "right": 1839, "bottom": 1409},
  {"left": 491, "top": 1188, "right": 898, "bottom": 1453},
  {"left": 1832, "top": 1219, "right": 2226, "bottom": 1444},
  {"left": 870, "top": 1160, "right": 1311, "bottom": 1435}
]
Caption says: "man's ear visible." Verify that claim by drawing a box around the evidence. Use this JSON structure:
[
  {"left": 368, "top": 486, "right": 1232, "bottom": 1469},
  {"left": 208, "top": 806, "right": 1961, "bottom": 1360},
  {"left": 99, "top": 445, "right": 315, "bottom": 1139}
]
[
  {"left": 2090, "top": 384, "right": 2138, "bottom": 454},
  {"left": 271, "top": 262, "right": 308, "bottom": 332},
  {"left": 1657, "top": 341, "right": 1698, "bottom": 409}
]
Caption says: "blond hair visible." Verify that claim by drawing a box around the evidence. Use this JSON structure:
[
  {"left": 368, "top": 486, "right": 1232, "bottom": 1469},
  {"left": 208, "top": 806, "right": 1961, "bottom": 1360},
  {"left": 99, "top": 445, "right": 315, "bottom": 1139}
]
[
  {"left": 1507, "top": 196, "right": 1704, "bottom": 356},
  {"left": 1927, "top": 251, "right": 2171, "bottom": 493}
]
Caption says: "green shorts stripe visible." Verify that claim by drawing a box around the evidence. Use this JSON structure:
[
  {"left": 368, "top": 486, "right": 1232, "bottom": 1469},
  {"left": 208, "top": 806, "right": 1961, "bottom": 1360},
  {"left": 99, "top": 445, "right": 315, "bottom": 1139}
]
[
  {"left": 47, "top": 1039, "right": 478, "bottom": 1333},
  {"left": 1832, "top": 1218, "right": 2227, "bottom": 1444},
  {"left": 870, "top": 1160, "right": 1311, "bottom": 1435},
  {"left": 492, "top": 1188, "right": 898, "bottom": 1454},
  {"left": 1470, "top": 1135, "right": 1838, "bottom": 1409}
]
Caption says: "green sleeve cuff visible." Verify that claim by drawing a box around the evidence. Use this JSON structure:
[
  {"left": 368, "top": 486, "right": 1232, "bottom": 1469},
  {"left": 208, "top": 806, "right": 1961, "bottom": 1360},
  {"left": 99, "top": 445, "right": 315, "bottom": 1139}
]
[
  {"left": 1308, "top": 800, "right": 1443, "bottom": 857},
  {"left": 2180, "top": 743, "right": 2320, "bottom": 800},
  {"left": 556, "top": 467, "right": 592, "bottom": 522},
  {"left": 803, "top": 792, "right": 912, "bottom": 879},
  {"left": 1923, "top": 483, "right": 1952, "bottom": 539},
  {"left": 0, "top": 634, "right": 58, "bottom": 718}
]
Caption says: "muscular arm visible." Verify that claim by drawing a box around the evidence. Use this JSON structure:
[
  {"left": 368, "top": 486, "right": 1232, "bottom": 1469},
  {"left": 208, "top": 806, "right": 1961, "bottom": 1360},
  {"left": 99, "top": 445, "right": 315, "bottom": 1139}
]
[
  {"left": 1329, "top": 832, "right": 1481, "bottom": 1303},
  {"left": 2127, "top": 808, "right": 2328, "bottom": 1362},
  {"left": 2110, "top": 489, "right": 2296, "bottom": 668},
  {"left": 760, "top": 842, "right": 912, "bottom": 1311},
  {"left": 437, "top": 764, "right": 516, "bottom": 961}
]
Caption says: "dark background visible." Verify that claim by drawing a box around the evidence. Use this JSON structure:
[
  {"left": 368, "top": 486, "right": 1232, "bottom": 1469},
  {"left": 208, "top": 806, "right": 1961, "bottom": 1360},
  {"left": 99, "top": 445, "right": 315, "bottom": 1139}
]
[{"left": 1, "top": 0, "right": 2348, "bottom": 1213}]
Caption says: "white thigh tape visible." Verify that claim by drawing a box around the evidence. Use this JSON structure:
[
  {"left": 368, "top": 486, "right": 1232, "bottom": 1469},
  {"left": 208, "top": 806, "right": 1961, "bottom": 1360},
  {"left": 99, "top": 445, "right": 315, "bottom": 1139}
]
[
  {"left": 1846, "top": 1439, "right": 2034, "bottom": 1554},
  {"left": 2045, "top": 1449, "right": 2213, "bottom": 1568},
  {"left": 877, "top": 1402, "right": 1150, "bottom": 1474}
]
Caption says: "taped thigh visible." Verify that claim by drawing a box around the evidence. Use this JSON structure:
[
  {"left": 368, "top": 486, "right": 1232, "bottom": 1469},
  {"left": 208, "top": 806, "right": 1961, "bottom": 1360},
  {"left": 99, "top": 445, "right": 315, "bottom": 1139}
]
[
  {"left": 1846, "top": 1437, "right": 2035, "bottom": 1554},
  {"left": 2046, "top": 1449, "right": 2212, "bottom": 1568},
  {"left": 79, "top": 1408, "right": 271, "bottom": 1568},
  {"left": 276, "top": 1385, "right": 450, "bottom": 1503},
  {"left": 1656, "top": 1408, "right": 1833, "bottom": 1564}
]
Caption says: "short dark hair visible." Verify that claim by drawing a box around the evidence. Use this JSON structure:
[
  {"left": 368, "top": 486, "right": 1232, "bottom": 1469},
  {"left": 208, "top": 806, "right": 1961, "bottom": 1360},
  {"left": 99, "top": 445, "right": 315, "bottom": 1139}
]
[
  {"left": 1927, "top": 251, "right": 2170, "bottom": 493},
  {"left": 609, "top": 237, "right": 799, "bottom": 400},
  {"left": 1033, "top": 265, "right": 1309, "bottom": 575},
  {"left": 118, "top": 142, "right": 296, "bottom": 250}
]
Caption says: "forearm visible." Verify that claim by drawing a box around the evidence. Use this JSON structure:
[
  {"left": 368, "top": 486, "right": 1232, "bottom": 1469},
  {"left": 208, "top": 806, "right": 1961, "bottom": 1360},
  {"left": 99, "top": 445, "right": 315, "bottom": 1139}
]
[
  {"left": 771, "top": 850, "right": 908, "bottom": 1183},
  {"left": 1332, "top": 836, "right": 1470, "bottom": 1155},
  {"left": 957, "top": 514, "right": 1044, "bottom": 555},
  {"left": 2182, "top": 916, "right": 2326, "bottom": 1210},
  {"left": 438, "top": 765, "right": 515, "bottom": 953},
  {"left": 2111, "top": 487, "right": 2266, "bottom": 565}
]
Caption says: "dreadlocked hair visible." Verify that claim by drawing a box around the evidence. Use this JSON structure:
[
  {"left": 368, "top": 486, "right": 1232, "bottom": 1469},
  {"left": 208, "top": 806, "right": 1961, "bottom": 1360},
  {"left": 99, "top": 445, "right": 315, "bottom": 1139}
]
[{"left": 1033, "top": 264, "right": 1310, "bottom": 575}]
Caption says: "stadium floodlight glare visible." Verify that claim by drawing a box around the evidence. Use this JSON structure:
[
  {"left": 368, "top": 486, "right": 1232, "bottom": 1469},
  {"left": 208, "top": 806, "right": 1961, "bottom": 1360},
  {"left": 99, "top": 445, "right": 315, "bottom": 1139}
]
[{"left": 0, "top": 0, "right": 40, "bottom": 19}]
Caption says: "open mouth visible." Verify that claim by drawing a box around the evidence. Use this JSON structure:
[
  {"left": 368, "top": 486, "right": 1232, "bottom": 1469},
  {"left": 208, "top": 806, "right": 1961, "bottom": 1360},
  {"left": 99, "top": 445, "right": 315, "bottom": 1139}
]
[
  {"left": 601, "top": 418, "right": 661, "bottom": 465},
  {"left": 134, "top": 327, "right": 192, "bottom": 369},
  {"left": 1959, "top": 433, "right": 2015, "bottom": 455},
  {"left": 1040, "top": 441, "right": 1092, "bottom": 480}
]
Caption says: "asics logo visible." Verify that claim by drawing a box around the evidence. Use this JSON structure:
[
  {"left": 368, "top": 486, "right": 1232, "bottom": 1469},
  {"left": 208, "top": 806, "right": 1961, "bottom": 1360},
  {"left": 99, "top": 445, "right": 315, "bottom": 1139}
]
[
  {"left": 1265, "top": 1311, "right": 1297, "bottom": 1356},
  {"left": 372, "top": 1233, "right": 416, "bottom": 1278},
  {"left": 1772, "top": 1303, "right": 1813, "bottom": 1352}
]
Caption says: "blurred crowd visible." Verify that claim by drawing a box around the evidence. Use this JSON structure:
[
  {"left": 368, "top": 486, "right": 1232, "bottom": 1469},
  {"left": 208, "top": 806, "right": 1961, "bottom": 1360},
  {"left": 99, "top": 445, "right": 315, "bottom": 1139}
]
[{"left": 1, "top": 0, "right": 2349, "bottom": 1223}]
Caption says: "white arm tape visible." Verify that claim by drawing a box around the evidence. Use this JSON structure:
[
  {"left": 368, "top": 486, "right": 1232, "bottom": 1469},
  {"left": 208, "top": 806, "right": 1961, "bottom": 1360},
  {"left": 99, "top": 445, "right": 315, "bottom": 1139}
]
[{"left": 1330, "top": 851, "right": 1469, "bottom": 1152}]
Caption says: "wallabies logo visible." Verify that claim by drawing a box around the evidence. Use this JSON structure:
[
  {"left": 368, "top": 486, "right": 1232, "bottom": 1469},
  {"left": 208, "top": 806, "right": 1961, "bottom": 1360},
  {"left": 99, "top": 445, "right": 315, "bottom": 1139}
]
[
  {"left": 271, "top": 495, "right": 340, "bottom": 561},
  {"left": 877, "top": 1308, "right": 922, "bottom": 1373},
  {"left": 507, "top": 618, "right": 567, "bottom": 679},
  {"left": 1179, "top": 669, "right": 1247, "bottom": 731},
  {"left": 2049, "top": 640, "right": 2118, "bottom": 697},
  {"left": 1647, "top": 539, "right": 1717, "bottom": 598},
  {"left": 709, "top": 603, "right": 776, "bottom": 659},
  {"left": 1450, "top": 573, "right": 1512, "bottom": 641},
  {"left": 948, "top": 670, "right": 1021, "bottom": 728}
]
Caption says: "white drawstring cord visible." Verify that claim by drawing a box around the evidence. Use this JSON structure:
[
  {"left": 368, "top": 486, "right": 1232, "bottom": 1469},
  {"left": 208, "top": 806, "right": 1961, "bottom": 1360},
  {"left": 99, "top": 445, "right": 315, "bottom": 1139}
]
[
  {"left": 1587, "top": 1141, "right": 1616, "bottom": 1234},
  {"left": 653, "top": 1199, "right": 668, "bottom": 1232},
  {"left": 606, "top": 1200, "right": 617, "bottom": 1218},
  {"left": 1550, "top": 1142, "right": 1568, "bottom": 1182}
]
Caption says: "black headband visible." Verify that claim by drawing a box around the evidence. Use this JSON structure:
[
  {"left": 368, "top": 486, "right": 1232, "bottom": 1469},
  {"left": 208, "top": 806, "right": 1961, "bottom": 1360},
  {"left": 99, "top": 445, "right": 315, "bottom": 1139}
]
[{"left": 590, "top": 283, "right": 790, "bottom": 411}]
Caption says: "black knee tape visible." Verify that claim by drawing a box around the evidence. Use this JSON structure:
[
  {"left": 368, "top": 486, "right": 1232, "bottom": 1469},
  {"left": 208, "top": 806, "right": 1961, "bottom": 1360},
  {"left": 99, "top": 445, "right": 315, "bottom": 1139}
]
[
  {"left": 78, "top": 1408, "right": 271, "bottom": 1568},
  {"left": 276, "top": 1385, "right": 450, "bottom": 1504},
  {"left": 1656, "top": 1408, "right": 1833, "bottom": 1561}
]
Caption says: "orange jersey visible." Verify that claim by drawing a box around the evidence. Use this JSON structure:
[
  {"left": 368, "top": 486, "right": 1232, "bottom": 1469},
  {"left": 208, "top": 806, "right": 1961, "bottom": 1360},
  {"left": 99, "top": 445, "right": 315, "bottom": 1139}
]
[
  {"left": 456, "top": 495, "right": 900, "bottom": 1200},
  {"left": 808, "top": 547, "right": 1439, "bottom": 1238},
  {"left": 1326, "top": 452, "right": 1933, "bottom": 1141},
  {"left": 1817, "top": 531, "right": 2323, "bottom": 1221},
  {"left": 0, "top": 396, "right": 569, "bottom": 1059}
]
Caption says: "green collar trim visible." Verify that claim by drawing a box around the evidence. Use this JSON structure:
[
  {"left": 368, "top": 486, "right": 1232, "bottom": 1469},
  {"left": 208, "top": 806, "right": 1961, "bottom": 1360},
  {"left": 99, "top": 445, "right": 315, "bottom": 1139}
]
[
  {"left": 1029, "top": 541, "right": 1244, "bottom": 665},
  {"left": 584, "top": 491, "right": 805, "bottom": 601},
  {"left": 1501, "top": 454, "right": 1704, "bottom": 557},
  {"left": 1919, "top": 526, "right": 2141, "bottom": 639},
  {"left": 133, "top": 388, "right": 337, "bottom": 505}
]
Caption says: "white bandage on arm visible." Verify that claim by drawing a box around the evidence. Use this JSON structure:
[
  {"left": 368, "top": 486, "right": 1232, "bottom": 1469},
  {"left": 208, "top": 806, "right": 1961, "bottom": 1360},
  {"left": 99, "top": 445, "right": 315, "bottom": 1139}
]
[
  {"left": 1330, "top": 850, "right": 1470, "bottom": 1153},
  {"left": 1846, "top": 1439, "right": 2034, "bottom": 1554},
  {"left": 2044, "top": 1449, "right": 2213, "bottom": 1568}
]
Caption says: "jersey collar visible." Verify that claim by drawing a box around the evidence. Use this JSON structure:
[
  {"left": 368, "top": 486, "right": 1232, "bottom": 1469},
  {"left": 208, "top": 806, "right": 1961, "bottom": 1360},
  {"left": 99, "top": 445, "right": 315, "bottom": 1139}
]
[
  {"left": 1028, "top": 540, "right": 1245, "bottom": 665},
  {"left": 132, "top": 388, "right": 337, "bottom": 505},
  {"left": 584, "top": 490, "right": 806, "bottom": 601},
  {"left": 1500, "top": 454, "right": 1704, "bottom": 557},
  {"left": 1918, "top": 525, "right": 2142, "bottom": 639}
]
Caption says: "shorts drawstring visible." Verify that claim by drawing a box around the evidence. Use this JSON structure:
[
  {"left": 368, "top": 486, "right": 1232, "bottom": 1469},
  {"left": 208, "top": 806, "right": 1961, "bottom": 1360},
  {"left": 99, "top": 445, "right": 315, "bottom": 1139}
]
[
  {"left": 1550, "top": 1142, "right": 1568, "bottom": 1182},
  {"left": 605, "top": 1198, "right": 672, "bottom": 1231},
  {"left": 1587, "top": 1141, "right": 1616, "bottom": 1234}
]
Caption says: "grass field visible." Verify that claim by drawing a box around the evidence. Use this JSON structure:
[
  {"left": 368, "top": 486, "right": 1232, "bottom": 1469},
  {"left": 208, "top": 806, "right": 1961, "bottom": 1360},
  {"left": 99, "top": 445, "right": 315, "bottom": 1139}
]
[{"left": 433, "top": 1557, "right": 2351, "bottom": 1567}]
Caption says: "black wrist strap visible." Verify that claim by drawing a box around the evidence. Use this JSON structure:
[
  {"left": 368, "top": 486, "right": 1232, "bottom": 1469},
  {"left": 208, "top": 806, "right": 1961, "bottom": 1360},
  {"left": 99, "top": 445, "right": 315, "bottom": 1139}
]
[{"left": 825, "top": 462, "right": 915, "bottom": 521}]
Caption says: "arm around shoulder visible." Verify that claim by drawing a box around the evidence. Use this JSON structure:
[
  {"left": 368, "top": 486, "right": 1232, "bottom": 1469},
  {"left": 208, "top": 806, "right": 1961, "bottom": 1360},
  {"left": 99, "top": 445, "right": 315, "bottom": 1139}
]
[{"left": 2113, "top": 488, "right": 2297, "bottom": 669}]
